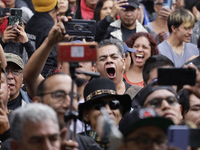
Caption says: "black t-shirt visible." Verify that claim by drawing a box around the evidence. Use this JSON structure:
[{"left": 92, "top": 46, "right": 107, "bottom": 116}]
[
  {"left": 121, "top": 25, "right": 136, "bottom": 42},
  {"left": 7, "top": 93, "right": 22, "bottom": 110}
]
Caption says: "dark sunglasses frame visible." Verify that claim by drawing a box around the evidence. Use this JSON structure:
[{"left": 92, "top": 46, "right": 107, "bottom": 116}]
[
  {"left": 144, "top": 96, "right": 179, "bottom": 109},
  {"left": 88, "top": 100, "right": 121, "bottom": 110}
]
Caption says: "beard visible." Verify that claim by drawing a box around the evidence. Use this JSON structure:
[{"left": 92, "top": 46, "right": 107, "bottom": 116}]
[{"left": 75, "top": 78, "right": 88, "bottom": 87}]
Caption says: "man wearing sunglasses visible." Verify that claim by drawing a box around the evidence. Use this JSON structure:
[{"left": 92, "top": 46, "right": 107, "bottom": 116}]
[
  {"left": 133, "top": 80, "right": 182, "bottom": 125},
  {"left": 78, "top": 77, "right": 131, "bottom": 148}
]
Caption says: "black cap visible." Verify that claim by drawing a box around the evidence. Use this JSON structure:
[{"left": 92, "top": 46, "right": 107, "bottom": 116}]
[
  {"left": 134, "top": 81, "right": 179, "bottom": 107},
  {"left": 127, "top": 0, "right": 139, "bottom": 8},
  {"left": 78, "top": 78, "right": 131, "bottom": 122},
  {"left": 119, "top": 108, "right": 174, "bottom": 137}
]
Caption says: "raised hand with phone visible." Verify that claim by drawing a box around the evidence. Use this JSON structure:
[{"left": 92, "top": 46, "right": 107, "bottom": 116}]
[
  {"left": 2, "top": 22, "right": 28, "bottom": 44},
  {"left": 110, "top": 0, "right": 129, "bottom": 18},
  {"left": 2, "top": 8, "right": 28, "bottom": 44},
  {"left": 146, "top": 0, "right": 172, "bottom": 43},
  {"left": 159, "top": 6, "right": 172, "bottom": 21}
]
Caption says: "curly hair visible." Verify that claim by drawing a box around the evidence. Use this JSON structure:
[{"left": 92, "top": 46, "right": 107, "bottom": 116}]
[{"left": 125, "top": 32, "right": 159, "bottom": 56}]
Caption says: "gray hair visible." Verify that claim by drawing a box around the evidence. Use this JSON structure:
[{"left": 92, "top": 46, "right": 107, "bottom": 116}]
[
  {"left": 10, "top": 103, "right": 59, "bottom": 144},
  {"left": 98, "top": 38, "right": 124, "bottom": 58}
]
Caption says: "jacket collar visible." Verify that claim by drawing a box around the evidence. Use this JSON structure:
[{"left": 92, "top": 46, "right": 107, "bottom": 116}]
[{"left": 110, "top": 19, "right": 147, "bottom": 41}]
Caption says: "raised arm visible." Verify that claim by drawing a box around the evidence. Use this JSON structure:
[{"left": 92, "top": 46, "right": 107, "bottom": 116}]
[
  {"left": 0, "top": 45, "right": 6, "bottom": 69},
  {"left": 23, "top": 16, "right": 70, "bottom": 99}
]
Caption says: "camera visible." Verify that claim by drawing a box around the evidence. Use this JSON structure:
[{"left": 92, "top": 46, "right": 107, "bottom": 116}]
[{"left": 63, "top": 19, "right": 96, "bottom": 36}]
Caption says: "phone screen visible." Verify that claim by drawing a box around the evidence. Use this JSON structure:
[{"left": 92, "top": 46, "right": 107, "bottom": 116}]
[{"left": 163, "top": 0, "right": 172, "bottom": 9}]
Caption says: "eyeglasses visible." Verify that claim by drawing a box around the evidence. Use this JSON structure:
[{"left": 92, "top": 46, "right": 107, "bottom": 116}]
[
  {"left": 125, "top": 136, "right": 167, "bottom": 148},
  {"left": 156, "top": 2, "right": 163, "bottom": 6},
  {"left": 5, "top": 69, "right": 22, "bottom": 77},
  {"left": 89, "top": 100, "right": 121, "bottom": 110},
  {"left": 39, "top": 90, "right": 81, "bottom": 103},
  {"left": 144, "top": 96, "right": 178, "bottom": 109}
]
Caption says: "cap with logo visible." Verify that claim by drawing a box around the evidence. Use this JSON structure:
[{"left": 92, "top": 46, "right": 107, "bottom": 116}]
[
  {"left": 5, "top": 53, "right": 24, "bottom": 69},
  {"left": 119, "top": 108, "right": 174, "bottom": 137}
]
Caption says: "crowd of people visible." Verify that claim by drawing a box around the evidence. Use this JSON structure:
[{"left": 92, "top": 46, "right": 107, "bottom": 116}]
[{"left": 0, "top": 0, "right": 200, "bottom": 150}]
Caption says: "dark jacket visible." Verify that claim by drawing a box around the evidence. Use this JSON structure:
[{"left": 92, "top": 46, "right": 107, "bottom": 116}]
[
  {"left": 76, "top": 134, "right": 102, "bottom": 150},
  {"left": 25, "top": 12, "right": 57, "bottom": 76},
  {"left": 0, "top": 38, "right": 35, "bottom": 65},
  {"left": 95, "top": 16, "right": 113, "bottom": 43}
]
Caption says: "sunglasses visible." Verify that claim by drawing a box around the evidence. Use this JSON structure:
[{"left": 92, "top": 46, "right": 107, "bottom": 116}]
[
  {"left": 89, "top": 100, "right": 121, "bottom": 110},
  {"left": 144, "top": 96, "right": 178, "bottom": 109}
]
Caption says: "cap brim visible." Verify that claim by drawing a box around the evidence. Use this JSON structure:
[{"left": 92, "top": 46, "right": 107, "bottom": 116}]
[
  {"left": 78, "top": 94, "right": 131, "bottom": 123},
  {"left": 127, "top": 3, "right": 139, "bottom": 8},
  {"left": 127, "top": 48, "right": 136, "bottom": 53},
  {"left": 7, "top": 60, "right": 23, "bottom": 69},
  {"left": 124, "top": 117, "right": 174, "bottom": 137}
]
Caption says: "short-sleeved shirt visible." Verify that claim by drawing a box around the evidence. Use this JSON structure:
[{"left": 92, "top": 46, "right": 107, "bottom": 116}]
[{"left": 158, "top": 40, "right": 199, "bottom": 67}]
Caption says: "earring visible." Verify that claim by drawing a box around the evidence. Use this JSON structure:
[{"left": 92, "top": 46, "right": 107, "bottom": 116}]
[{"left": 85, "top": 114, "right": 88, "bottom": 117}]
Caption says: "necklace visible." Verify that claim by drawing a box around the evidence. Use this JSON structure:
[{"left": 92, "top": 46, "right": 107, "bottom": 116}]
[{"left": 166, "top": 41, "right": 185, "bottom": 58}]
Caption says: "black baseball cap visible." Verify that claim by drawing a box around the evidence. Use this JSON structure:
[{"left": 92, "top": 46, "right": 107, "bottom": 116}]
[
  {"left": 134, "top": 80, "right": 179, "bottom": 107},
  {"left": 127, "top": 0, "right": 139, "bottom": 8},
  {"left": 119, "top": 108, "right": 174, "bottom": 137}
]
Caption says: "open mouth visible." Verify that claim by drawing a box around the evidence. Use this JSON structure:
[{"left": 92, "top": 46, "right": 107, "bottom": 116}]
[
  {"left": 8, "top": 83, "right": 14, "bottom": 87},
  {"left": 135, "top": 54, "right": 144, "bottom": 62},
  {"left": 106, "top": 68, "right": 116, "bottom": 79}
]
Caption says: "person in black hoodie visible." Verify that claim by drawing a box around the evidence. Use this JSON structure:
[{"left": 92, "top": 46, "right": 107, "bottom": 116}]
[{"left": 25, "top": 0, "right": 59, "bottom": 77}]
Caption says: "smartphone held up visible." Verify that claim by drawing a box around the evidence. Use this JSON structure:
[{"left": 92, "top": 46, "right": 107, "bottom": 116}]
[
  {"left": 163, "top": 0, "right": 172, "bottom": 10},
  {"left": 8, "top": 8, "right": 22, "bottom": 27},
  {"left": 158, "top": 68, "right": 196, "bottom": 86}
]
